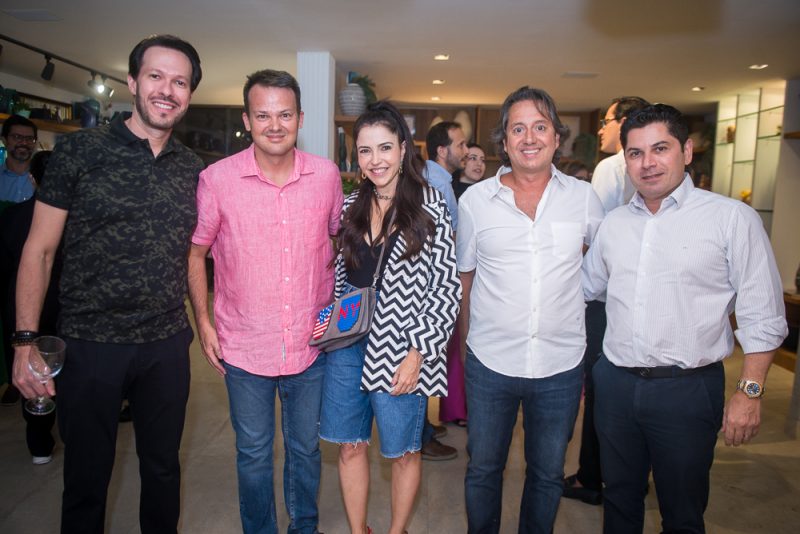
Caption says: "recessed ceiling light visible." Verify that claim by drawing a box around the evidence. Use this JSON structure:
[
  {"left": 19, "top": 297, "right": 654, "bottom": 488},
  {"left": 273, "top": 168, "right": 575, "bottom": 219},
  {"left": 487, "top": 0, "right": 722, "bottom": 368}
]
[
  {"left": 561, "top": 71, "right": 598, "bottom": 79},
  {"left": 431, "top": 96, "right": 441, "bottom": 101},
  {"left": 749, "top": 64, "right": 768, "bottom": 70},
  {"left": 691, "top": 86, "right": 705, "bottom": 92},
  {"left": 434, "top": 54, "right": 450, "bottom": 61},
  {"left": 432, "top": 79, "right": 445, "bottom": 85}
]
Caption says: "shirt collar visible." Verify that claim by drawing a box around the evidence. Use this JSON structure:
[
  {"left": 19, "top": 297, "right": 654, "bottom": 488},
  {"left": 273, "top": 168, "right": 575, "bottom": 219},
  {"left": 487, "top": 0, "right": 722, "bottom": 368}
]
[
  {"left": 110, "top": 112, "right": 179, "bottom": 155},
  {"left": 240, "top": 146, "right": 310, "bottom": 182},
  {"left": 629, "top": 173, "right": 694, "bottom": 214},
  {"left": 488, "top": 163, "right": 565, "bottom": 198}
]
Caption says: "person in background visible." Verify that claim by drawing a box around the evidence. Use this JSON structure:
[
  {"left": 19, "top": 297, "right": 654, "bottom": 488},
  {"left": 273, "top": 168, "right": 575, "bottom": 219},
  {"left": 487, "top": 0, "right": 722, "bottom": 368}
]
[
  {"left": 452, "top": 142, "right": 487, "bottom": 200},
  {"left": 592, "top": 96, "right": 650, "bottom": 213},
  {"left": 418, "top": 120, "right": 467, "bottom": 460},
  {"left": 439, "top": 143, "right": 487, "bottom": 429},
  {"left": 583, "top": 104, "right": 787, "bottom": 533},
  {"left": 459, "top": 86, "right": 604, "bottom": 533},
  {"left": 13, "top": 35, "right": 204, "bottom": 534},
  {"left": 561, "top": 95, "right": 651, "bottom": 508},
  {"left": 320, "top": 100, "right": 460, "bottom": 534},
  {"left": 0, "top": 114, "right": 37, "bottom": 204},
  {"left": 556, "top": 158, "right": 590, "bottom": 182},
  {"left": 0, "top": 150, "right": 58, "bottom": 464},
  {"left": 0, "top": 114, "right": 38, "bottom": 406}
]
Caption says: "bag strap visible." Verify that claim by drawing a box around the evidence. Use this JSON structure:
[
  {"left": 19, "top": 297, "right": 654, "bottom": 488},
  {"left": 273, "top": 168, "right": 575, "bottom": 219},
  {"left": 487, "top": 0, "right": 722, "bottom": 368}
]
[{"left": 370, "top": 208, "right": 397, "bottom": 289}]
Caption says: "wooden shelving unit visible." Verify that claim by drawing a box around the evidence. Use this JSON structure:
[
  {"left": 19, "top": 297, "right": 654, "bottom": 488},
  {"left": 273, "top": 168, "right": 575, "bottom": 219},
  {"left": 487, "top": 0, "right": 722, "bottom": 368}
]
[{"left": 0, "top": 112, "right": 80, "bottom": 134}]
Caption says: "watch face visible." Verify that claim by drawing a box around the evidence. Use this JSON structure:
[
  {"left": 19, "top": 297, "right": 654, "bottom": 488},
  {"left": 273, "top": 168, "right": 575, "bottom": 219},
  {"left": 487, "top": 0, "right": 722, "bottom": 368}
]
[{"left": 745, "top": 382, "right": 762, "bottom": 397}]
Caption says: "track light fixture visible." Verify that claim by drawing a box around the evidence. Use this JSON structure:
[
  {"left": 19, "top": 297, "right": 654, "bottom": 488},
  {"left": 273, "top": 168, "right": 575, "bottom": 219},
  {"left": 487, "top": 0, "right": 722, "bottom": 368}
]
[
  {"left": 41, "top": 55, "right": 55, "bottom": 80},
  {"left": 1, "top": 33, "right": 125, "bottom": 98}
]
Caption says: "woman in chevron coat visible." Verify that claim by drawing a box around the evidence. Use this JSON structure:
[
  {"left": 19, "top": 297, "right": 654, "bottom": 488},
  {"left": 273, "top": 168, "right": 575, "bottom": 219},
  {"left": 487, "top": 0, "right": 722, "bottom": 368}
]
[{"left": 319, "top": 101, "right": 461, "bottom": 534}]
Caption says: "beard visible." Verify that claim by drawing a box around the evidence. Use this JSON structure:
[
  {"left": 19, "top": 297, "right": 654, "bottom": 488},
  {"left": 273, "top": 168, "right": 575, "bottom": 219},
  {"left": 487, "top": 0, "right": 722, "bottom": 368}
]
[
  {"left": 9, "top": 145, "right": 33, "bottom": 163},
  {"left": 134, "top": 92, "right": 187, "bottom": 131}
]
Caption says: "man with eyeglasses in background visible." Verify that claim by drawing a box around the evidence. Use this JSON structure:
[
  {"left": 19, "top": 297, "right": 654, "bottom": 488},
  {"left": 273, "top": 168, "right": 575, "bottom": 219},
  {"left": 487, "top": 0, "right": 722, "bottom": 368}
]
[
  {"left": 0, "top": 114, "right": 37, "bottom": 205},
  {"left": 1, "top": 114, "right": 38, "bottom": 407}
]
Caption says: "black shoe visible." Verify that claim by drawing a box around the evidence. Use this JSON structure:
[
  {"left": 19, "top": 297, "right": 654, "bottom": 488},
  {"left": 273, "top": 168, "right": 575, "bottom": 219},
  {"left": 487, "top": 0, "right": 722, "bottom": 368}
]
[
  {"left": 562, "top": 474, "right": 602, "bottom": 505},
  {"left": 1, "top": 384, "right": 20, "bottom": 406},
  {"left": 421, "top": 438, "right": 457, "bottom": 461},
  {"left": 119, "top": 403, "right": 132, "bottom": 423}
]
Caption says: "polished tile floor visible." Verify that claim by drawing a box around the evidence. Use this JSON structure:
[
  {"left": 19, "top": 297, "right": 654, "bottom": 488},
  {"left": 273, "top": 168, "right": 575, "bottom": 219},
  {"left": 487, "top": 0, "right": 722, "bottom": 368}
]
[{"left": 1, "top": 334, "right": 798, "bottom": 533}]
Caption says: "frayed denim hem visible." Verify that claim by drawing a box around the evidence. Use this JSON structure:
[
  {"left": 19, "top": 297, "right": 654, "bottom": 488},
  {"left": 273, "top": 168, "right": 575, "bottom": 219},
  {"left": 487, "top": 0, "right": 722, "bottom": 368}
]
[
  {"left": 381, "top": 446, "right": 421, "bottom": 459},
  {"left": 319, "top": 435, "right": 371, "bottom": 447}
]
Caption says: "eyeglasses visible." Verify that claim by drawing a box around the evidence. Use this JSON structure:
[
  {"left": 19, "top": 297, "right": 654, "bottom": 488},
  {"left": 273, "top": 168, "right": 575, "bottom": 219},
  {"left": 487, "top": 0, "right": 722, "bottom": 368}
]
[
  {"left": 7, "top": 133, "right": 37, "bottom": 144},
  {"left": 599, "top": 117, "right": 618, "bottom": 128}
]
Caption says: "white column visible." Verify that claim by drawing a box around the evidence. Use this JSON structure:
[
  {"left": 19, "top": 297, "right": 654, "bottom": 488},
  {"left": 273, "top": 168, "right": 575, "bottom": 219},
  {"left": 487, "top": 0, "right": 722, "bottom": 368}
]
[{"left": 296, "top": 51, "right": 335, "bottom": 159}]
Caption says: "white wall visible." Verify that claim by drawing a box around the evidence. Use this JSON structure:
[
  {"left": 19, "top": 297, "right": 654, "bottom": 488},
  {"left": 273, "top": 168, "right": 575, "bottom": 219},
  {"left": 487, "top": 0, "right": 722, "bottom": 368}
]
[{"left": 771, "top": 78, "right": 800, "bottom": 289}]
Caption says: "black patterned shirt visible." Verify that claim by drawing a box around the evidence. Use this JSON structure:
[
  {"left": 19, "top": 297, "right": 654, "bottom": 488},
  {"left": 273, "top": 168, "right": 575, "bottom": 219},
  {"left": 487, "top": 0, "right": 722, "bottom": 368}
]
[{"left": 37, "top": 113, "right": 203, "bottom": 343}]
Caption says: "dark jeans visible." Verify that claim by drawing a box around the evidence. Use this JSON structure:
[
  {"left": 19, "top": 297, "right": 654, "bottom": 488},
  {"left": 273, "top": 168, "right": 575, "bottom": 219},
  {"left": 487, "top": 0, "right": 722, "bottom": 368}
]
[
  {"left": 224, "top": 355, "right": 326, "bottom": 534},
  {"left": 57, "top": 328, "right": 193, "bottom": 534},
  {"left": 593, "top": 355, "right": 724, "bottom": 534},
  {"left": 22, "top": 398, "right": 56, "bottom": 456},
  {"left": 464, "top": 349, "right": 582, "bottom": 534},
  {"left": 574, "top": 300, "right": 606, "bottom": 490}
]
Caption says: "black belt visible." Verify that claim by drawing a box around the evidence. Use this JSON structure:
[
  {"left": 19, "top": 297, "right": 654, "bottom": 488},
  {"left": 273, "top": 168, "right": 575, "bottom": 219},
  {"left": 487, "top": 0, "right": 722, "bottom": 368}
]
[{"left": 619, "top": 360, "right": 722, "bottom": 379}]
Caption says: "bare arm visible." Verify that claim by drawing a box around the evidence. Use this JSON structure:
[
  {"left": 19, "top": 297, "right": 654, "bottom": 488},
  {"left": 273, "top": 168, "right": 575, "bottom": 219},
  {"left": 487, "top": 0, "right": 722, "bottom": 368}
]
[
  {"left": 459, "top": 270, "right": 475, "bottom": 363},
  {"left": 13, "top": 201, "right": 68, "bottom": 398},
  {"left": 721, "top": 350, "right": 774, "bottom": 446},
  {"left": 187, "top": 243, "right": 225, "bottom": 375}
]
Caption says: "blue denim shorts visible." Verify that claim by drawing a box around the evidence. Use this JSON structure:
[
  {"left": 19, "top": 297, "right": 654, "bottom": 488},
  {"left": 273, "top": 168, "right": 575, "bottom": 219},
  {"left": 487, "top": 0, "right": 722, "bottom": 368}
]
[{"left": 319, "top": 335, "right": 426, "bottom": 458}]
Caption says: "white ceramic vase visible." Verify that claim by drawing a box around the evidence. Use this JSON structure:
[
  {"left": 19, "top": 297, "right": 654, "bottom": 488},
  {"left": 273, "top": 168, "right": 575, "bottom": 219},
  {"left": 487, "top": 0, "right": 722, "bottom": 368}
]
[{"left": 339, "top": 83, "right": 367, "bottom": 116}]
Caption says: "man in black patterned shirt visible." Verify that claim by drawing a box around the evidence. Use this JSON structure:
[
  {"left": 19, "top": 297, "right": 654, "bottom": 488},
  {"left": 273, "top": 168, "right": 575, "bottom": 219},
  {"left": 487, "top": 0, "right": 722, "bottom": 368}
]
[{"left": 12, "top": 35, "right": 203, "bottom": 534}]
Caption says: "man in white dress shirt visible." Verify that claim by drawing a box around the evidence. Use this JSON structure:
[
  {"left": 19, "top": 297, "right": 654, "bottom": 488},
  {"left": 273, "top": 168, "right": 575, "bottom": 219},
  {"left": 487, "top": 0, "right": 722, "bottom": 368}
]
[
  {"left": 458, "top": 86, "right": 604, "bottom": 533},
  {"left": 592, "top": 96, "right": 650, "bottom": 214},
  {"left": 583, "top": 104, "right": 788, "bottom": 534}
]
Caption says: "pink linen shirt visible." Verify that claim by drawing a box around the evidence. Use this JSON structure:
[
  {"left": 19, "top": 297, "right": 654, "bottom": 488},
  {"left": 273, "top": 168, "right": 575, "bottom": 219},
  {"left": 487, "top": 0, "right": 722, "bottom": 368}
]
[{"left": 192, "top": 146, "right": 343, "bottom": 376}]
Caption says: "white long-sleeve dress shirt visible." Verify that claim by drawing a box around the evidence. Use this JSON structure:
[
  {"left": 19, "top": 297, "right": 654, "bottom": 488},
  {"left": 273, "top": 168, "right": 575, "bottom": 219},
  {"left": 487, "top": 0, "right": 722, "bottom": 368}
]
[{"left": 583, "top": 176, "right": 787, "bottom": 368}]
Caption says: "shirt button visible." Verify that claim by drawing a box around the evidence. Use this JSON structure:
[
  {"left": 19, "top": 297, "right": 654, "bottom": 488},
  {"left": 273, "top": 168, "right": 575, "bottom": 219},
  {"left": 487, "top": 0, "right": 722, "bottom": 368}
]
[
  {"left": 284, "top": 305, "right": 289, "bottom": 309},
  {"left": 280, "top": 192, "right": 284, "bottom": 197},
  {"left": 284, "top": 277, "right": 290, "bottom": 282},
  {"left": 284, "top": 248, "right": 289, "bottom": 253},
  {"left": 282, "top": 220, "right": 287, "bottom": 224}
]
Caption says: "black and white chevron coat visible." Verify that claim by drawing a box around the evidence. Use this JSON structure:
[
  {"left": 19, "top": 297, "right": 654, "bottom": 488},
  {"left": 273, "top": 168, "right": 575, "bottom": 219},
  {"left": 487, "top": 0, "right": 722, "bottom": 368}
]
[{"left": 333, "top": 186, "right": 461, "bottom": 397}]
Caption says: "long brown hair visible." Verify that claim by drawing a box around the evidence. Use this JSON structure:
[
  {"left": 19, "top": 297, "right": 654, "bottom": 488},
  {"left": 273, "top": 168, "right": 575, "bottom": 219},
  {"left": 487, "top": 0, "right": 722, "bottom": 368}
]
[{"left": 339, "top": 101, "right": 435, "bottom": 270}]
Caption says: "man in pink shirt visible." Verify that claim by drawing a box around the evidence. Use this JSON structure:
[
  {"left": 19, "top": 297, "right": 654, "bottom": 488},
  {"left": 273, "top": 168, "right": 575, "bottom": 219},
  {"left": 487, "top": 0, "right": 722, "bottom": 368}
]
[{"left": 188, "top": 69, "right": 342, "bottom": 534}]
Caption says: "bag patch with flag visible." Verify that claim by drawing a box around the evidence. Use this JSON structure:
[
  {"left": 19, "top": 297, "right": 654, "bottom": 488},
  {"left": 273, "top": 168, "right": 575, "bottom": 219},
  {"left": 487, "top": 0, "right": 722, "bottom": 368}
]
[
  {"left": 337, "top": 293, "right": 362, "bottom": 332},
  {"left": 312, "top": 304, "right": 334, "bottom": 340}
]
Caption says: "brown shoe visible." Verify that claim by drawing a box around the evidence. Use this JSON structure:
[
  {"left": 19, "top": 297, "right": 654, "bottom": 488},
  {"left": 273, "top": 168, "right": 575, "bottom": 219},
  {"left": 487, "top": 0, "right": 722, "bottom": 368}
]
[
  {"left": 432, "top": 423, "right": 447, "bottom": 439},
  {"left": 421, "top": 438, "right": 457, "bottom": 461}
]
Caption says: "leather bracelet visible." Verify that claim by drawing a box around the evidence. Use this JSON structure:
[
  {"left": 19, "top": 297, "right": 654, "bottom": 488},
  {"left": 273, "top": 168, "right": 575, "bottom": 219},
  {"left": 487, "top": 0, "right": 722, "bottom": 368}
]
[{"left": 10, "top": 330, "right": 38, "bottom": 347}]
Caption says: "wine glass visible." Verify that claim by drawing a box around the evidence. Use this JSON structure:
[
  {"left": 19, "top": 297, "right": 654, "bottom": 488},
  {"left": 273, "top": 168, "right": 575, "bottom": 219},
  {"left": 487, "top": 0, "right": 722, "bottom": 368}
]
[{"left": 25, "top": 336, "right": 66, "bottom": 416}]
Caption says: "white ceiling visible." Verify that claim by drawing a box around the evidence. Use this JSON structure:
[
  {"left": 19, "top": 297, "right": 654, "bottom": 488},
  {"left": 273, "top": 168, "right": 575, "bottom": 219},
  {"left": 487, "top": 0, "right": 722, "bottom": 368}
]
[{"left": 1, "top": 0, "right": 799, "bottom": 114}]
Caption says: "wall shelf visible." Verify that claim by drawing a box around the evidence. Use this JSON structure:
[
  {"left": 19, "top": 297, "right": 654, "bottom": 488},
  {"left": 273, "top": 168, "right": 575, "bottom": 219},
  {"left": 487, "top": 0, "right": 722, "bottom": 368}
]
[{"left": 0, "top": 112, "right": 80, "bottom": 134}]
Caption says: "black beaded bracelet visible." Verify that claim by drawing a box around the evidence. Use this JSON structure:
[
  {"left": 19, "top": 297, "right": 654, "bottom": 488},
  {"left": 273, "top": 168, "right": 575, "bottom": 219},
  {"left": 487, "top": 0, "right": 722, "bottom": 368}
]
[{"left": 10, "top": 330, "right": 38, "bottom": 347}]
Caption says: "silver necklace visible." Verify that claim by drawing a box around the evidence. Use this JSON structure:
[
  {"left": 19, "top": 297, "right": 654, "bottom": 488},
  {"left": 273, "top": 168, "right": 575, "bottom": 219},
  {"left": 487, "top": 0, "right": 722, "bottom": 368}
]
[{"left": 373, "top": 186, "right": 394, "bottom": 201}]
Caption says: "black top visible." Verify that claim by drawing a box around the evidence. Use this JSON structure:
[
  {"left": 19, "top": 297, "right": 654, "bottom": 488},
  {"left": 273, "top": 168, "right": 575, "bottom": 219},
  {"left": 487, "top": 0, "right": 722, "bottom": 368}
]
[
  {"left": 346, "top": 231, "right": 399, "bottom": 290},
  {"left": 36, "top": 113, "right": 204, "bottom": 343}
]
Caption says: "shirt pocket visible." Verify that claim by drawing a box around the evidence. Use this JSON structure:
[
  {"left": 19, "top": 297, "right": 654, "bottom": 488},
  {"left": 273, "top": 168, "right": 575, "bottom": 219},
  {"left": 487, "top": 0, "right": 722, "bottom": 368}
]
[{"left": 550, "top": 222, "right": 584, "bottom": 260}]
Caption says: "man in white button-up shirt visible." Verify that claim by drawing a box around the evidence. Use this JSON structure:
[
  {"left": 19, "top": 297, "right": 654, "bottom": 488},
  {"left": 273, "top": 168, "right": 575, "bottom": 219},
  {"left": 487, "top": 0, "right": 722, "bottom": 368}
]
[
  {"left": 583, "top": 104, "right": 788, "bottom": 534},
  {"left": 458, "top": 86, "right": 604, "bottom": 534}
]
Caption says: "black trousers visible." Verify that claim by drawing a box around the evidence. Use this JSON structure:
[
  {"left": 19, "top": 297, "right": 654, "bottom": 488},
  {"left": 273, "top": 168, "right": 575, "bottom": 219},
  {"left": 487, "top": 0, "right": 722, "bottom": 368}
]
[
  {"left": 56, "top": 328, "right": 193, "bottom": 534},
  {"left": 594, "top": 355, "right": 724, "bottom": 534},
  {"left": 574, "top": 299, "right": 606, "bottom": 490}
]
